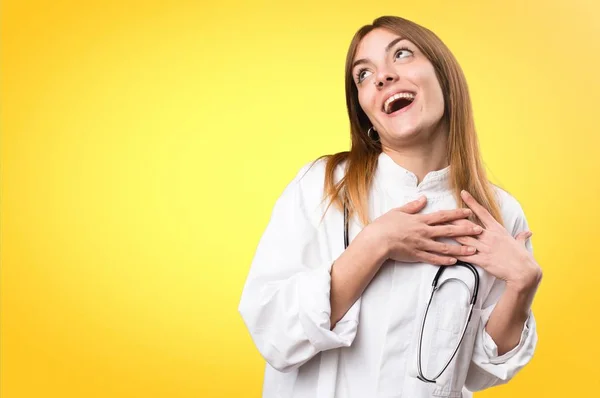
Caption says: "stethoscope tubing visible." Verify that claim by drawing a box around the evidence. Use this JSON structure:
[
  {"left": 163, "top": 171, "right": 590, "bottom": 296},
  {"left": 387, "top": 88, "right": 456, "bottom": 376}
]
[{"left": 343, "top": 203, "right": 480, "bottom": 384}]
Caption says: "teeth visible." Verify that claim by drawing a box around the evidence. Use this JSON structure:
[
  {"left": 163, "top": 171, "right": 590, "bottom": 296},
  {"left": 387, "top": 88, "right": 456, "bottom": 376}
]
[{"left": 384, "top": 92, "right": 415, "bottom": 114}]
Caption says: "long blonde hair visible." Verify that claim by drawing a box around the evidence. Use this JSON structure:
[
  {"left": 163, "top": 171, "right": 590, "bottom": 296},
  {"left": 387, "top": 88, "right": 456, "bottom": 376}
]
[{"left": 314, "top": 15, "right": 502, "bottom": 228}]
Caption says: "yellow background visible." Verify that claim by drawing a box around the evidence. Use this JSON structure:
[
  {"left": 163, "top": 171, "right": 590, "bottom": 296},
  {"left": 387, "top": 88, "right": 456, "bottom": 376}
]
[{"left": 2, "top": 0, "right": 599, "bottom": 396}]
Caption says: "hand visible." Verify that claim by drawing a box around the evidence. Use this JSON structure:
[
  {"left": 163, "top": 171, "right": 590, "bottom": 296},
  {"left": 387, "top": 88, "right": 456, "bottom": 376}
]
[
  {"left": 452, "top": 190, "right": 543, "bottom": 291},
  {"left": 365, "top": 195, "right": 484, "bottom": 266}
]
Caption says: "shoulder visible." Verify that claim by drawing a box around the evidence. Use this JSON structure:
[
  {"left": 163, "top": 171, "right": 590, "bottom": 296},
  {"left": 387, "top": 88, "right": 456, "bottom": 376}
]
[
  {"left": 282, "top": 157, "right": 346, "bottom": 220},
  {"left": 293, "top": 155, "right": 346, "bottom": 193},
  {"left": 293, "top": 158, "right": 329, "bottom": 190},
  {"left": 492, "top": 185, "right": 530, "bottom": 236}
]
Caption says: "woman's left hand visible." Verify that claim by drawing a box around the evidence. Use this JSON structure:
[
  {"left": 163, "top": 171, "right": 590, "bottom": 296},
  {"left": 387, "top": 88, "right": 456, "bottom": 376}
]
[{"left": 450, "top": 190, "right": 543, "bottom": 291}]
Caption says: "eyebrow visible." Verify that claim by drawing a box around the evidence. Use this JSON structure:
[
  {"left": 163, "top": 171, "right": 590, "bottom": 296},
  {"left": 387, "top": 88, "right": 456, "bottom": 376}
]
[{"left": 352, "top": 37, "right": 405, "bottom": 70}]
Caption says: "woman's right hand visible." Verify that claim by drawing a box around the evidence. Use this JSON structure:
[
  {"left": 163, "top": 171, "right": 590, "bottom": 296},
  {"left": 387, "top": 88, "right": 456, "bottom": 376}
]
[{"left": 365, "top": 196, "right": 483, "bottom": 265}]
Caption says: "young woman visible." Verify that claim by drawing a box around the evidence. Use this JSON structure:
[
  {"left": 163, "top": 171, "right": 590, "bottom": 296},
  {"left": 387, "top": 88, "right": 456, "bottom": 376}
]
[{"left": 239, "top": 15, "right": 542, "bottom": 398}]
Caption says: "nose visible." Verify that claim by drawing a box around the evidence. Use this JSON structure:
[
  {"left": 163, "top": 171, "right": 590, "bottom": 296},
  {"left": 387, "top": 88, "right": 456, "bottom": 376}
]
[{"left": 374, "top": 69, "right": 399, "bottom": 88}]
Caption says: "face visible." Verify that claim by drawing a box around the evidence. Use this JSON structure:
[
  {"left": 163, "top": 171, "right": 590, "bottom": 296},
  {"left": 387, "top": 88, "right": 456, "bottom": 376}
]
[{"left": 352, "top": 28, "right": 446, "bottom": 145}]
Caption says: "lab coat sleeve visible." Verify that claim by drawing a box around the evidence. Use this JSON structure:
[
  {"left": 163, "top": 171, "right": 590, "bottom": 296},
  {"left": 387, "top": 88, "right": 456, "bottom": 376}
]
[
  {"left": 464, "top": 199, "right": 539, "bottom": 391},
  {"left": 238, "top": 163, "right": 361, "bottom": 373}
]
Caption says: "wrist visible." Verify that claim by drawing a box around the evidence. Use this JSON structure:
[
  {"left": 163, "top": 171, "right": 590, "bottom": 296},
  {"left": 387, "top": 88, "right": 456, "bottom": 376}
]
[
  {"left": 506, "top": 260, "right": 543, "bottom": 293},
  {"left": 358, "top": 223, "right": 389, "bottom": 263}
]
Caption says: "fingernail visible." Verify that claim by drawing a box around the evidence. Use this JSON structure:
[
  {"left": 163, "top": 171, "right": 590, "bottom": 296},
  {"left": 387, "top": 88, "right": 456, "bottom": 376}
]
[
  {"left": 463, "top": 209, "right": 471, "bottom": 215},
  {"left": 467, "top": 246, "right": 476, "bottom": 253},
  {"left": 461, "top": 190, "right": 468, "bottom": 198},
  {"left": 448, "top": 258, "right": 457, "bottom": 264},
  {"left": 473, "top": 226, "right": 483, "bottom": 233}
]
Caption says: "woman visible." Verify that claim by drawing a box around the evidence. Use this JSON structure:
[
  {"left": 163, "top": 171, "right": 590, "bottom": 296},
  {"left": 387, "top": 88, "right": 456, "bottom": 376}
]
[{"left": 239, "top": 15, "right": 542, "bottom": 398}]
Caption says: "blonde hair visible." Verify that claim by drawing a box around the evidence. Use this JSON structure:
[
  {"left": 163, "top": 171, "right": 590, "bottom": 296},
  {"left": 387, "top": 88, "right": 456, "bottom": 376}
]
[{"left": 315, "top": 15, "right": 502, "bottom": 228}]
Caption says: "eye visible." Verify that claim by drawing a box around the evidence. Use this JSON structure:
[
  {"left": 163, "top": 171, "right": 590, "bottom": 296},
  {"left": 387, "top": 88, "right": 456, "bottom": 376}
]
[
  {"left": 355, "top": 68, "right": 372, "bottom": 84},
  {"left": 394, "top": 47, "right": 413, "bottom": 60}
]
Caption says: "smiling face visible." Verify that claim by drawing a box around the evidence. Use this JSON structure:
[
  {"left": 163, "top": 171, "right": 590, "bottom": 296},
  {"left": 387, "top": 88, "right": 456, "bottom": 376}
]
[{"left": 352, "top": 28, "right": 446, "bottom": 145}]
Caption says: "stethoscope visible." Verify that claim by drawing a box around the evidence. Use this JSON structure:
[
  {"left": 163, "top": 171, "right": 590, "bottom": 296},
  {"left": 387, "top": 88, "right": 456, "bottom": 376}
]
[{"left": 343, "top": 203, "right": 480, "bottom": 384}]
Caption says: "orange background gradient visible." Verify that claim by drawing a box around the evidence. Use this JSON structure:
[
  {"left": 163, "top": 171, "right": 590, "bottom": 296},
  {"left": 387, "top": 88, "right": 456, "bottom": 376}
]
[{"left": 2, "top": 1, "right": 599, "bottom": 397}]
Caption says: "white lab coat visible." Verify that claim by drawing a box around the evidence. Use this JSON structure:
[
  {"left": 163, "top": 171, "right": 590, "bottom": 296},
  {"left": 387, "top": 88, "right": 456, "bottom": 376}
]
[{"left": 238, "top": 152, "right": 537, "bottom": 397}]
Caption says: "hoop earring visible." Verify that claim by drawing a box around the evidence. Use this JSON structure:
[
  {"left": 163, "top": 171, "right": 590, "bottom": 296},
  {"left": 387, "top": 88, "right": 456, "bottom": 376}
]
[{"left": 367, "top": 126, "right": 380, "bottom": 141}]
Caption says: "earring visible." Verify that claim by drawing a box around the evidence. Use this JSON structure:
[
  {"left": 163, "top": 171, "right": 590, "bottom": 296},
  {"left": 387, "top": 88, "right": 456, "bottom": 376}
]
[{"left": 367, "top": 126, "right": 379, "bottom": 141}]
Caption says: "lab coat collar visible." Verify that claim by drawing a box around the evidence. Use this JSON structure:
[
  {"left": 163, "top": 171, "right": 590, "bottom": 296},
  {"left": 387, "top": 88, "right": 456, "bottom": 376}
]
[{"left": 375, "top": 151, "right": 452, "bottom": 196}]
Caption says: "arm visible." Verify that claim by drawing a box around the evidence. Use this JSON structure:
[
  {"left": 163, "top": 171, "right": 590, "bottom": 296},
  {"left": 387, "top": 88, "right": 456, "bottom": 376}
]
[
  {"left": 330, "top": 224, "right": 388, "bottom": 328},
  {"left": 457, "top": 190, "right": 542, "bottom": 391},
  {"left": 484, "top": 269, "right": 541, "bottom": 356},
  {"left": 238, "top": 163, "right": 364, "bottom": 373},
  {"left": 464, "top": 279, "right": 539, "bottom": 391}
]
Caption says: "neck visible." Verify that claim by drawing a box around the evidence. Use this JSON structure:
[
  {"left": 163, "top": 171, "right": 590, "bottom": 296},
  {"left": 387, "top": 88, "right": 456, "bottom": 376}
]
[{"left": 381, "top": 129, "right": 449, "bottom": 184}]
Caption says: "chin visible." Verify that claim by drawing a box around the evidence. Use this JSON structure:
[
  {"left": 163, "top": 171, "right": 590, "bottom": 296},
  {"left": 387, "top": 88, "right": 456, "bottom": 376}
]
[{"left": 385, "top": 125, "right": 421, "bottom": 141}]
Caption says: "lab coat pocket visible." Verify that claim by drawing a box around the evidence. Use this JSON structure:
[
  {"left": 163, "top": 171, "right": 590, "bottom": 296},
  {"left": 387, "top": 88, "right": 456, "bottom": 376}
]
[
  {"left": 430, "top": 305, "right": 481, "bottom": 396},
  {"left": 407, "top": 302, "right": 481, "bottom": 397}
]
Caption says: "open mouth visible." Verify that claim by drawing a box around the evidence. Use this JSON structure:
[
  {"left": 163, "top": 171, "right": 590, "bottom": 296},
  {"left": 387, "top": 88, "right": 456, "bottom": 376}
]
[{"left": 383, "top": 92, "right": 416, "bottom": 114}]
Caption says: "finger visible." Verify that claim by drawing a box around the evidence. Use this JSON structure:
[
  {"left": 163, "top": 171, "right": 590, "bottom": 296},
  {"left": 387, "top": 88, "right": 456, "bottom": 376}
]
[
  {"left": 460, "top": 190, "right": 499, "bottom": 229},
  {"left": 456, "top": 254, "right": 487, "bottom": 268},
  {"left": 515, "top": 231, "right": 533, "bottom": 246},
  {"left": 416, "top": 251, "right": 458, "bottom": 266},
  {"left": 421, "top": 208, "right": 472, "bottom": 225},
  {"left": 428, "top": 223, "right": 483, "bottom": 238},
  {"left": 515, "top": 231, "right": 533, "bottom": 239},
  {"left": 454, "top": 236, "right": 484, "bottom": 251},
  {"left": 397, "top": 196, "right": 427, "bottom": 214},
  {"left": 420, "top": 240, "right": 477, "bottom": 257},
  {"left": 446, "top": 218, "right": 480, "bottom": 229}
]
